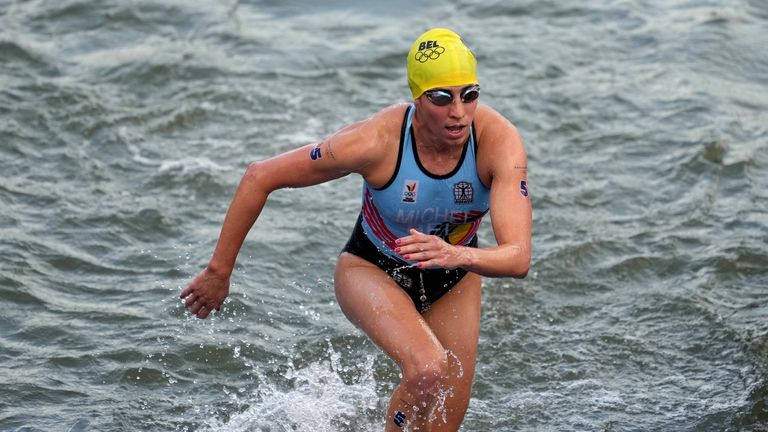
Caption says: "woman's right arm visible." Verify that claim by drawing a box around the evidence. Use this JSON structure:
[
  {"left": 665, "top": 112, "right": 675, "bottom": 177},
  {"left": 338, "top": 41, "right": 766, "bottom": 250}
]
[{"left": 179, "top": 105, "right": 401, "bottom": 318}]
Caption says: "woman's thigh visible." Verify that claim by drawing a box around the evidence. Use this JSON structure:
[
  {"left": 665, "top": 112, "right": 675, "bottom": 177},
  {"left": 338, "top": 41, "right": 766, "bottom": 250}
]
[
  {"left": 334, "top": 252, "right": 446, "bottom": 368},
  {"left": 423, "top": 272, "right": 482, "bottom": 379},
  {"left": 419, "top": 274, "right": 482, "bottom": 429}
]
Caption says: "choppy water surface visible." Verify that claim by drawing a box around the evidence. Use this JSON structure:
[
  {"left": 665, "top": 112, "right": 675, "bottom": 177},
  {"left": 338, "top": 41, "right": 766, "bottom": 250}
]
[{"left": 1, "top": 0, "right": 767, "bottom": 431}]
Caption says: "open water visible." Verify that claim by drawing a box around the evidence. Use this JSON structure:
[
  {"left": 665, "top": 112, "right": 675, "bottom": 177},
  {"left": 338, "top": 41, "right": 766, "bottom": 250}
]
[{"left": 1, "top": 0, "right": 767, "bottom": 431}]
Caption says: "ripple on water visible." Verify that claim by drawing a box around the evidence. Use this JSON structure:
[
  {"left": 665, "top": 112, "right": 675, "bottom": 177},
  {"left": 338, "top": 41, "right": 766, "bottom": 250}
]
[{"left": 0, "top": 38, "right": 60, "bottom": 77}]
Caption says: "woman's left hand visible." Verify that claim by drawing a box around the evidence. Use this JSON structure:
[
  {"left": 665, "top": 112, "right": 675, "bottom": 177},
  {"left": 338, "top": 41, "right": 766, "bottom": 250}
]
[{"left": 394, "top": 229, "right": 469, "bottom": 270}]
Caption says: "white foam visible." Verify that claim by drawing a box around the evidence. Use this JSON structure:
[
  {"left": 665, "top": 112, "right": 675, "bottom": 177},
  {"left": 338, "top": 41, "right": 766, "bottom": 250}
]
[{"left": 204, "top": 342, "right": 382, "bottom": 432}]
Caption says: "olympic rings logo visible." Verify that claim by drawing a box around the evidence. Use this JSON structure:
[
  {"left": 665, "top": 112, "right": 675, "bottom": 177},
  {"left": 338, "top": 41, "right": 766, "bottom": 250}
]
[{"left": 414, "top": 46, "right": 445, "bottom": 63}]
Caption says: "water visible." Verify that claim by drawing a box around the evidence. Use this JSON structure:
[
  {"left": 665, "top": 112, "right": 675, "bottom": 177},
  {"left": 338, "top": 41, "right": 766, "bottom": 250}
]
[{"left": 1, "top": 0, "right": 767, "bottom": 430}]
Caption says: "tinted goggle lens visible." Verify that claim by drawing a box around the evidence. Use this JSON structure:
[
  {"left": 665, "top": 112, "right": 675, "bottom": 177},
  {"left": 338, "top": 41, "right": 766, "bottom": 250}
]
[{"left": 425, "top": 85, "right": 480, "bottom": 106}]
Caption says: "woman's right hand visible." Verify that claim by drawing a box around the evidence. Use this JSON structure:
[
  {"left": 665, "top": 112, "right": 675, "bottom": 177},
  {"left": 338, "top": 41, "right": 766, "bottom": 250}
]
[{"left": 179, "top": 266, "right": 230, "bottom": 319}]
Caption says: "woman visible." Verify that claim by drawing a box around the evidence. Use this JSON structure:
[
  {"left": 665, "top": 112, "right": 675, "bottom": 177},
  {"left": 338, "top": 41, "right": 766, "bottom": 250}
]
[{"left": 180, "top": 28, "right": 531, "bottom": 431}]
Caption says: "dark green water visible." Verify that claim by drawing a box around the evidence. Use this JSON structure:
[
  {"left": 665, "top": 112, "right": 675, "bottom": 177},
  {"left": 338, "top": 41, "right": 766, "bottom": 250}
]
[{"left": 1, "top": 0, "right": 767, "bottom": 431}]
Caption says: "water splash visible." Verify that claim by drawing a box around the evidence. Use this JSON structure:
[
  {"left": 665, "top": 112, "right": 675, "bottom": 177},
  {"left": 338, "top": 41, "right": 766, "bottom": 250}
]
[
  {"left": 426, "top": 350, "right": 465, "bottom": 427},
  {"left": 203, "top": 340, "right": 383, "bottom": 432}
]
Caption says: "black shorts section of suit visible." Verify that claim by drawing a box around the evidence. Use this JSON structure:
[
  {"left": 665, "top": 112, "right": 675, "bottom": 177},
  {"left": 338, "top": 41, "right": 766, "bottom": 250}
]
[{"left": 341, "top": 214, "right": 476, "bottom": 312}]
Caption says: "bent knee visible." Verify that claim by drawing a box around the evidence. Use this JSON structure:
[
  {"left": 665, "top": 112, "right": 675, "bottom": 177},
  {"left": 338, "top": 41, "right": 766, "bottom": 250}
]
[{"left": 403, "top": 352, "right": 449, "bottom": 402}]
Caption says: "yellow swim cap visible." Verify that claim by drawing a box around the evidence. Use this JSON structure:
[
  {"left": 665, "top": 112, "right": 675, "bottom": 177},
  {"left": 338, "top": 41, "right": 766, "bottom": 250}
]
[{"left": 407, "top": 28, "right": 478, "bottom": 99}]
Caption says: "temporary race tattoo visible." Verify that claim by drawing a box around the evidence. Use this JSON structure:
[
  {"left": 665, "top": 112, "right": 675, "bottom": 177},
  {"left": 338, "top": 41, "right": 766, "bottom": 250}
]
[
  {"left": 393, "top": 411, "right": 407, "bottom": 428},
  {"left": 309, "top": 144, "right": 322, "bottom": 160}
]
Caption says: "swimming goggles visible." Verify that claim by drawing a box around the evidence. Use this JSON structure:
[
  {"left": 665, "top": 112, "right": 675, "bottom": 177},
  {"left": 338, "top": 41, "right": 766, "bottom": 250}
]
[{"left": 424, "top": 85, "right": 480, "bottom": 106}]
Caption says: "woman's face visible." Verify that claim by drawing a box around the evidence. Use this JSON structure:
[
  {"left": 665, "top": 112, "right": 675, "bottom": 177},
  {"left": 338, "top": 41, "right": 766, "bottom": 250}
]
[{"left": 413, "top": 84, "right": 480, "bottom": 146}]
